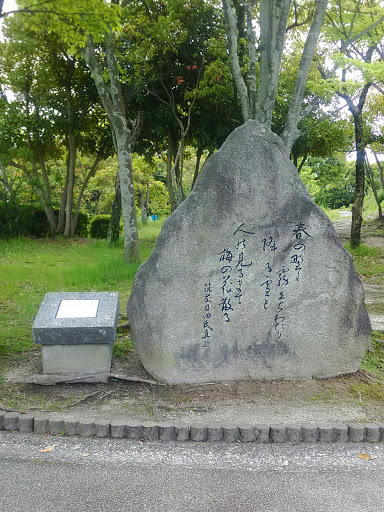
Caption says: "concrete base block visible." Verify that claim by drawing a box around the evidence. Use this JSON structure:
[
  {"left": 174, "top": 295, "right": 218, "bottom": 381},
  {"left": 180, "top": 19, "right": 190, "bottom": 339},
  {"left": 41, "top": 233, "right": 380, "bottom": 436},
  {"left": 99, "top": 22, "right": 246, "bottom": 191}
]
[
  {"left": 317, "top": 424, "right": 334, "bottom": 443},
  {"left": 142, "top": 421, "right": 159, "bottom": 441},
  {"left": 42, "top": 344, "right": 113, "bottom": 374},
  {"left": 270, "top": 424, "right": 286, "bottom": 443},
  {"left": 222, "top": 424, "right": 239, "bottom": 443},
  {"left": 349, "top": 423, "right": 365, "bottom": 442},
  {"left": 19, "top": 414, "right": 34, "bottom": 433},
  {"left": 174, "top": 423, "right": 189, "bottom": 441},
  {"left": 49, "top": 417, "right": 65, "bottom": 435},
  {"left": 34, "top": 415, "right": 50, "bottom": 434},
  {"left": 302, "top": 424, "right": 318, "bottom": 443},
  {"left": 333, "top": 424, "right": 348, "bottom": 442},
  {"left": 95, "top": 420, "right": 110, "bottom": 438},
  {"left": 126, "top": 422, "right": 143, "bottom": 440},
  {"left": 207, "top": 424, "right": 223, "bottom": 442},
  {"left": 190, "top": 423, "right": 208, "bottom": 442},
  {"left": 110, "top": 421, "right": 127, "bottom": 439},
  {"left": 238, "top": 424, "right": 256, "bottom": 443},
  {"left": 64, "top": 419, "right": 80, "bottom": 436},
  {"left": 286, "top": 424, "right": 302, "bottom": 443},
  {"left": 365, "top": 423, "right": 380, "bottom": 442},
  {"left": 79, "top": 418, "right": 95, "bottom": 437},
  {"left": 254, "top": 424, "right": 270, "bottom": 443},
  {"left": 0, "top": 412, "right": 5, "bottom": 430},
  {"left": 4, "top": 412, "right": 19, "bottom": 431},
  {"left": 158, "top": 422, "right": 176, "bottom": 441}
]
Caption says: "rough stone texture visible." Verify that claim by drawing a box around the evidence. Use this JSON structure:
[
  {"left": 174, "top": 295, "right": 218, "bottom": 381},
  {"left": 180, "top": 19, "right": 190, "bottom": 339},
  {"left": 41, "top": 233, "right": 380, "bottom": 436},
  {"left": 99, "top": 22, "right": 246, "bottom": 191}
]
[
  {"left": 110, "top": 421, "right": 127, "bottom": 439},
  {"left": 238, "top": 424, "right": 256, "bottom": 443},
  {"left": 158, "top": 422, "right": 176, "bottom": 441},
  {"left": 254, "top": 424, "right": 270, "bottom": 443},
  {"left": 190, "top": 423, "right": 208, "bottom": 442},
  {"left": 174, "top": 423, "right": 190, "bottom": 442},
  {"left": 318, "top": 424, "right": 334, "bottom": 443},
  {"left": 364, "top": 423, "right": 380, "bottom": 442},
  {"left": 127, "top": 121, "right": 371, "bottom": 384}
]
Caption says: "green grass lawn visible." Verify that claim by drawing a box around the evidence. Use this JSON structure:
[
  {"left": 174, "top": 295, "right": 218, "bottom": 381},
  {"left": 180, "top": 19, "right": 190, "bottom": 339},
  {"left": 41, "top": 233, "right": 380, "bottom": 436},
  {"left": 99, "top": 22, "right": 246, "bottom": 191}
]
[{"left": 0, "top": 219, "right": 164, "bottom": 366}]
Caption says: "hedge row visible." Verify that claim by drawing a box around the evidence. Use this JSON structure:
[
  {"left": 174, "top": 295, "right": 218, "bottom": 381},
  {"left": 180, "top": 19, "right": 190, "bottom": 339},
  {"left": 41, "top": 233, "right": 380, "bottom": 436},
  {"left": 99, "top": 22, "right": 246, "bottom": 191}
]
[{"left": 0, "top": 204, "right": 89, "bottom": 239}]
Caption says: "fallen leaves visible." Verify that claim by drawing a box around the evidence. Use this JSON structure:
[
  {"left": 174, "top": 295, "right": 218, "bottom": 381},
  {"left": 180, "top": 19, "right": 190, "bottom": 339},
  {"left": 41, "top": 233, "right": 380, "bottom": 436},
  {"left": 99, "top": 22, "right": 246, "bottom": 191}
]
[
  {"left": 357, "top": 453, "right": 376, "bottom": 460},
  {"left": 39, "top": 445, "right": 55, "bottom": 453}
]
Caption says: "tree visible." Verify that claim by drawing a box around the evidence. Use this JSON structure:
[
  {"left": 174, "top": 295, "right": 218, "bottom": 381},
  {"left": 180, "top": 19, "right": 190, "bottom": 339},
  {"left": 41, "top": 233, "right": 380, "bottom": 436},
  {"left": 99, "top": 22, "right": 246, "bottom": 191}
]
[
  {"left": 0, "top": 13, "right": 110, "bottom": 236},
  {"left": 221, "top": 0, "right": 328, "bottom": 153},
  {"left": 14, "top": 0, "right": 141, "bottom": 261},
  {"left": 319, "top": 0, "right": 384, "bottom": 247}
]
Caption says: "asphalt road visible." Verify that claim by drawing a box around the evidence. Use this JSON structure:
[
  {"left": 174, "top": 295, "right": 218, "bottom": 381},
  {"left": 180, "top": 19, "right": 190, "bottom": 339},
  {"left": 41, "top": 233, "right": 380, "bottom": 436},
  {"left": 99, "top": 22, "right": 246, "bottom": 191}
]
[{"left": 1, "top": 432, "right": 384, "bottom": 511}]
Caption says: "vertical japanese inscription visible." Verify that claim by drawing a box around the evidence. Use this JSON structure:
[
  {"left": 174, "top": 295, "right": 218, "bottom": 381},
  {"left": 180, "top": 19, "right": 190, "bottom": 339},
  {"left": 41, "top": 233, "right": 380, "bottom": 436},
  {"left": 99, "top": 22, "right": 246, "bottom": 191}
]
[
  {"left": 202, "top": 282, "right": 213, "bottom": 346},
  {"left": 259, "top": 222, "right": 311, "bottom": 341},
  {"left": 201, "top": 221, "right": 311, "bottom": 346}
]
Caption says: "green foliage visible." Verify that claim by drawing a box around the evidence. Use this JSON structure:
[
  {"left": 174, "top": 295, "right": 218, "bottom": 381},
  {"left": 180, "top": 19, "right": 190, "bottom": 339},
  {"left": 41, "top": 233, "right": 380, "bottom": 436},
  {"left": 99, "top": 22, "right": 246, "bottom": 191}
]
[
  {"left": 0, "top": 204, "right": 89, "bottom": 239},
  {"left": 359, "top": 331, "right": 384, "bottom": 380},
  {"left": 344, "top": 242, "right": 384, "bottom": 281},
  {"left": 89, "top": 214, "right": 110, "bottom": 239},
  {"left": 300, "top": 156, "right": 355, "bottom": 208}
]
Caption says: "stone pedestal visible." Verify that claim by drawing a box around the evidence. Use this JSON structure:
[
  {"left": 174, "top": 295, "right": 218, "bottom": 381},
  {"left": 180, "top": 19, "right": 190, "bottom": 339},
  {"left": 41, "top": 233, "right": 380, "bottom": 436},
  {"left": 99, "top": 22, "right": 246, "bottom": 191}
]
[{"left": 33, "top": 292, "right": 119, "bottom": 375}]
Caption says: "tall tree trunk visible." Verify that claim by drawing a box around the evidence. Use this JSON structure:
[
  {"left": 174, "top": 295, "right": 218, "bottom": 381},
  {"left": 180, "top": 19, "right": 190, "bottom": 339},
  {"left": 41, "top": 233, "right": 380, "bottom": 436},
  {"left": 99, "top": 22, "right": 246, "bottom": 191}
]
[
  {"left": 192, "top": 146, "right": 204, "bottom": 190},
  {"left": 350, "top": 110, "right": 366, "bottom": 248},
  {"left": 71, "top": 156, "right": 101, "bottom": 236},
  {"left": 222, "top": 0, "right": 251, "bottom": 122},
  {"left": 166, "top": 132, "right": 178, "bottom": 212},
  {"left": 108, "top": 172, "right": 122, "bottom": 244},
  {"left": 83, "top": 34, "right": 139, "bottom": 262},
  {"left": 256, "top": 0, "right": 291, "bottom": 128},
  {"left": 365, "top": 153, "right": 382, "bottom": 220}
]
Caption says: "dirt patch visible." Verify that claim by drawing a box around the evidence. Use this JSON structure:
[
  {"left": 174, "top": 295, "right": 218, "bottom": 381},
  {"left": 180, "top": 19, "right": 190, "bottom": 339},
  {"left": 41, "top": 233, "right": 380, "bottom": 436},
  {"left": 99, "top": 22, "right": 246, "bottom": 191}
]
[{"left": 2, "top": 347, "right": 384, "bottom": 425}]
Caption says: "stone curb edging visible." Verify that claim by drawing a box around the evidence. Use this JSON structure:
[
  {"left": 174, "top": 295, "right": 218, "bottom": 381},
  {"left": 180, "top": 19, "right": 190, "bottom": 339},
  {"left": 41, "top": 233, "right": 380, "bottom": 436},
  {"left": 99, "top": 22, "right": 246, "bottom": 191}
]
[{"left": 1, "top": 411, "right": 384, "bottom": 443}]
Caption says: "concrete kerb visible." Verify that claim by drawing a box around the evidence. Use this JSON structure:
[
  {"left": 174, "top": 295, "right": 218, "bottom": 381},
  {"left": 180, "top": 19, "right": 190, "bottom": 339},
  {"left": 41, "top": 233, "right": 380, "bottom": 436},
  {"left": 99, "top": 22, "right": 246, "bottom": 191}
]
[{"left": 2, "top": 411, "right": 384, "bottom": 443}]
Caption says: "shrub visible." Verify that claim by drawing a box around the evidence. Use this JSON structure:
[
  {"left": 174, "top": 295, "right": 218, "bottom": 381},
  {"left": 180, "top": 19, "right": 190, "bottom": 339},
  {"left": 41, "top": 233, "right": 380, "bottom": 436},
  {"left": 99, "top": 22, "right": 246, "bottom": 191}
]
[
  {"left": 0, "top": 204, "right": 90, "bottom": 239},
  {"left": 90, "top": 214, "right": 110, "bottom": 239},
  {"left": 75, "top": 211, "right": 89, "bottom": 237}
]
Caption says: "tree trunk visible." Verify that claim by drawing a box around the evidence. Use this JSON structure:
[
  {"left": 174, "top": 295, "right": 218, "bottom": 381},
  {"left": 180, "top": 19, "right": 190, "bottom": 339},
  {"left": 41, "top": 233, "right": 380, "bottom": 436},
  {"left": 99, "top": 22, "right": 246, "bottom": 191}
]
[
  {"left": 83, "top": 34, "right": 140, "bottom": 262},
  {"left": 166, "top": 132, "right": 178, "bottom": 212},
  {"left": 63, "top": 69, "right": 77, "bottom": 238},
  {"left": 256, "top": 0, "right": 291, "bottom": 128},
  {"left": 108, "top": 172, "right": 122, "bottom": 244},
  {"left": 71, "top": 156, "right": 101, "bottom": 236},
  {"left": 222, "top": 0, "right": 251, "bottom": 122},
  {"left": 365, "top": 153, "right": 382, "bottom": 220},
  {"left": 350, "top": 110, "right": 366, "bottom": 248},
  {"left": 281, "top": 0, "right": 328, "bottom": 152},
  {"left": 192, "top": 146, "right": 204, "bottom": 190}
]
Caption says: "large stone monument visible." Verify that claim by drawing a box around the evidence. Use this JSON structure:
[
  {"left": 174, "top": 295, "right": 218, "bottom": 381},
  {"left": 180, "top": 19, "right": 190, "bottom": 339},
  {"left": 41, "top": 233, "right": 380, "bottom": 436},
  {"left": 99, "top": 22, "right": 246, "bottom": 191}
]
[{"left": 127, "top": 120, "right": 371, "bottom": 384}]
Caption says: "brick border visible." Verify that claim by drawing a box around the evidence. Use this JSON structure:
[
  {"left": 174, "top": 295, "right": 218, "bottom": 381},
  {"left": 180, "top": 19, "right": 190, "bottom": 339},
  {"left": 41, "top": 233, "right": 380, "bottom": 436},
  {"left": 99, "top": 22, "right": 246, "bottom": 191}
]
[{"left": 1, "top": 411, "right": 384, "bottom": 443}]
